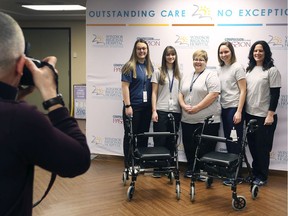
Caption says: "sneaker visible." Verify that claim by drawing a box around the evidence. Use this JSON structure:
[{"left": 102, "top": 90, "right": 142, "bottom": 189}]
[
  {"left": 237, "top": 178, "right": 243, "bottom": 184},
  {"left": 223, "top": 179, "right": 233, "bottom": 186},
  {"left": 253, "top": 178, "right": 267, "bottom": 186},
  {"left": 184, "top": 170, "right": 193, "bottom": 178},
  {"left": 197, "top": 175, "right": 207, "bottom": 182},
  {"left": 223, "top": 178, "right": 243, "bottom": 186}
]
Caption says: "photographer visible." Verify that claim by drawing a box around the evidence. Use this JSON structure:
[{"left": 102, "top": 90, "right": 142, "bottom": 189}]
[{"left": 0, "top": 12, "right": 91, "bottom": 216}]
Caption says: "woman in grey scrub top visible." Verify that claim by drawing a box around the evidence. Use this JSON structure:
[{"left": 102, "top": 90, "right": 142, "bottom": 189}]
[
  {"left": 245, "top": 40, "right": 281, "bottom": 186},
  {"left": 217, "top": 41, "right": 247, "bottom": 186},
  {"left": 178, "top": 50, "right": 221, "bottom": 179}
]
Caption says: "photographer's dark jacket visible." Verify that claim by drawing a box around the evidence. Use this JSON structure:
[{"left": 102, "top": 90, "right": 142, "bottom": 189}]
[{"left": 0, "top": 81, "right": 91, "bottom": 216}]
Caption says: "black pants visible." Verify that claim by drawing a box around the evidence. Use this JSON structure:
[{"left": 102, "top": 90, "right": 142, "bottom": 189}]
[
  {"left": 153, "top": 110, "right": 181, "bottom": 155},
  {"left": 181, "top": 121, "right": 220, "bottom": 171},
  {"left": 246, "top": 113, "right": 278, "bottom": 181},
  {"left": 122, "top": 105, "right": 151, "bottom": 167}
]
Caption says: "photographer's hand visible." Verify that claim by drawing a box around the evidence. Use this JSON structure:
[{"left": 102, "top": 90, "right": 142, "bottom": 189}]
[{"left": 25, "top": 56, "right": 63, "bottom": 111}]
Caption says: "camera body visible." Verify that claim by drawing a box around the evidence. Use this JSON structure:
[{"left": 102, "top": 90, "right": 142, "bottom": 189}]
[{"left": 20, "top": 58, "right": 43, "bottom": 86}]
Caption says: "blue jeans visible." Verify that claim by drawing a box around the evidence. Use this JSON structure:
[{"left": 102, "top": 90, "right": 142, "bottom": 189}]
[{"left": 221, "top": 107, "right": 244, "bottom": 154}]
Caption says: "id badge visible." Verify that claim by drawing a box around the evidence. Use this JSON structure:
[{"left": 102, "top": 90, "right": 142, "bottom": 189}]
[
  {"left": 230, "top": 127, "right": 238, "bottom": 141},
  {"left": 168, "top": 98, "right": 173, "bottom": 110},
  {"left": 188, "top": 95, "right": 192, "bottom": 105},
  {"left": 143, "top": 91, "right": 147, "bottom": 102}
]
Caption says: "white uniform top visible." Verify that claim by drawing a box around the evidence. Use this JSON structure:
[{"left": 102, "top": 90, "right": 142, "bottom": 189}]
[
  {"left": 151, "top": 69, "right": 181, "bottom": 113},
  {"left": 179, "top": 69, "right": 221, "bottom": 124},
  {"left": 217, "top": 62, "right": 246, "bottom": 109},
  {"left": 246, "top": 66, "right": 281, "bottom": 117}
]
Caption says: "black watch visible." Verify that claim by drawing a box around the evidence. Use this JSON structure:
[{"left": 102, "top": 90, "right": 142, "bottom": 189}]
[
  {"left": 42, "top": 94, "right": 65, "bottom": 110},
  {"left": 125, "top": 104, "right": 131, "bottom": 108}
]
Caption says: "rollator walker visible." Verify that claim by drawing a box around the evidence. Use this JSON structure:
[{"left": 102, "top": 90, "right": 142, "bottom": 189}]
[
  {"left": 190, "top": 115, "right": 259, "bottom": 210},
  {"left": 122, "top": 113, "right": 181, "bottom": 201}
]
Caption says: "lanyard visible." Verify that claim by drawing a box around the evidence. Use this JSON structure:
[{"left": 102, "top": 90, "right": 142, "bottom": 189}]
[
  {"left": 167, "top": 70, "right": 174, "bottom": 94},
  {"left": 189, "top": 71, "right": 203, "bottom": 92},
  {"left": 138, "top": 64, "right": 147, "bottom": 91}
]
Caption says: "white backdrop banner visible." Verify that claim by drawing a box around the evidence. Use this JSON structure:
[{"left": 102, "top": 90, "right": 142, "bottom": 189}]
[{"left": 86, "top": 0, "right": 287, "bottom": 171}]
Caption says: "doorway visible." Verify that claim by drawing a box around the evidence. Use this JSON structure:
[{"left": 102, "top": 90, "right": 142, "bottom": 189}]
[{"left": 22, "top": 28, "right": 71, "bottom": 112}]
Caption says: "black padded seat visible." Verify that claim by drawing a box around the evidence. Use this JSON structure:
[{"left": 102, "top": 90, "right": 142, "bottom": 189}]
[
  {"left": 200, "top": 151, "right": 239, "bottom": 167},
  {"left": 136, "top": 146, "right": 171, "bottom": 160}
]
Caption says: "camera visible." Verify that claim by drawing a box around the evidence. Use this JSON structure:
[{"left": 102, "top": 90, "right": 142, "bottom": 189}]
[
  {"left": 19, "top": 57, "right": 43, "bottom": 86},
  {"left": 20, "top": 42, "right": 58, "bottom": 87}
]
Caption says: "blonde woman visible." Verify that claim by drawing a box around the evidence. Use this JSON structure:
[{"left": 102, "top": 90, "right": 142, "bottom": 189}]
[
  {"left": 121, "top": 39, "right": 154, "bottom": 170},
  {"left": 179, "top": 50, "right": 221, "bottom": 179}
]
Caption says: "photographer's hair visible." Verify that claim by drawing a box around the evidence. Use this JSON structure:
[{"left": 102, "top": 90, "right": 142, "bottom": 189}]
[
  {"left": 159, "top": 46, "right": 180, "bottom": 85},
  {"left": 0, "top": 12, "right": 25, "bottom": 75},
  {"left": 246, "top": 40, "right": 274, "bottom": 72},
  {"left": 121, "top": 38, "right": 153, "bottom": 79},
  {"left": 217, "top": 41, "right": 237, "bottom": 67}
]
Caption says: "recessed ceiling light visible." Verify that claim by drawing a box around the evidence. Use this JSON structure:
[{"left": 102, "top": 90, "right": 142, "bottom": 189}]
[{"left": 22, "top": 5, "right": 86, "bottom": 11}]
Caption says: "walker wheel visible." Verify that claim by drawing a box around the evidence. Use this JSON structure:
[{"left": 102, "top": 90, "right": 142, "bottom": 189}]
[
  {"left": 232, "top": 195, "right": 246, "bottom": 210},
  {"left": 190, "top": 185, "right": 195, "bottom": 202},
  {"left": 169, "top": 171, "right": 175, "bottom": 184},
  {"left": 176, "top": 182, "right": 181, "bottom": 200},
  {"left": 127, "top": 186, "right": 135, "bottom": 201},
  {"left": 122, "top": 171, "right": 128, "bottom": 186},
  {"left": 251, "top": 184, "right": 259, "bottom": 199}
]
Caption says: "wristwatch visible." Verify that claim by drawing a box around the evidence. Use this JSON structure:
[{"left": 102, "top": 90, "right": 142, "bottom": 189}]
[
  {"left": 42, "top": 94, "right": 65, "bottom": 110},
  {"left": 125, "top": 104, "right": 131, "bottom": 108}
]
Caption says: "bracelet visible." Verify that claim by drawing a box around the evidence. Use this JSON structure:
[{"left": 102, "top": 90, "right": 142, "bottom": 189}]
[
  {"left": 125, "top": 104, "right": 131, "bottom": 108},
  {"left": 42, "top": 94, "right": 65, "bottom": 110}
]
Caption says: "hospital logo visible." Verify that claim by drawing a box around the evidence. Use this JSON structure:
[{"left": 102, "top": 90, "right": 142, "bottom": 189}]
[
  {"left": 113, "top": 64, "right": 124, "bottom": 73},
  {"left": 175, "top": 35, "right": 210, "bottom": 48},
  {"left": 277, "top": 151, "right": 287, "bottom": 161},
  {"left": 190, "top": 35, "right": 209, "bottom": 47},
  {"left": 175, "top": 35, "right": 190, "bottom": 46},
  {"left": 91, "top": 86, "right": 122, "bottom": 100},
  {"left": 104, "top": 137, "right": 122, "bottom": 148},
  {"left": 137, "top": 37, "right": 160, "bottom": 46},
  {"left": 92, "top": 34, "right": 105, "bottom": 45},
  {"left": 225, "top": 38, "right": 252, "bottom": 48},
  {"left": 91, "top": 86, "right": 105, "bottom": 96},
  {"left": 113, "top": 115, "right": 123, "bottom": 124},
  {"left": 278, "top": 95, "right": 288, "bottom": 108},
  {"left": 191, "top": 4, "right": 212, "bottom": 20},
  {"left": 92, "top": 34, "right": 123, "bottom": 48},
  {"left": 91, "top": 135, "right": 103, "bottom": 145},
  {"left": 268, "top": 35, "right": 288, "bottom": 50}
]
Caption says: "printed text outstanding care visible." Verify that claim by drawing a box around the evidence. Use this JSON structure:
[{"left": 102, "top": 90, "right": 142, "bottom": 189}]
[{"left": 88, "top": 8, "right": 288, "bottom": 18}]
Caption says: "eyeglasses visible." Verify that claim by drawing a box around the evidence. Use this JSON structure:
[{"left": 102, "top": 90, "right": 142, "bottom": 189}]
[
  {"left": 137, "top": 47, "right": 147, "bottom": 51},
  {"left": 193, "top": 58, "right": 205, "bottom": 62}
]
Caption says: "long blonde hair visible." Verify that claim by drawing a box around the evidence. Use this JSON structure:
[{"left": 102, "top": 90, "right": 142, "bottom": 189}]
[{"left": 121, "top": 38, "right": 153, "bottom": 78}]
